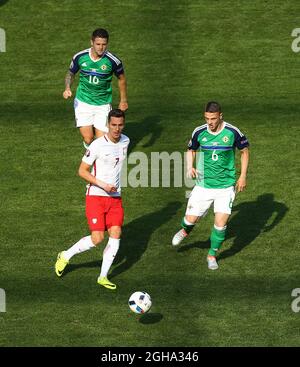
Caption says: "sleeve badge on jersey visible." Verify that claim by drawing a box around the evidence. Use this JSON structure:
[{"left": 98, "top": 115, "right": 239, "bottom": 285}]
[{"left": 85, "top": 149, "right": 90, "bottom": 157}]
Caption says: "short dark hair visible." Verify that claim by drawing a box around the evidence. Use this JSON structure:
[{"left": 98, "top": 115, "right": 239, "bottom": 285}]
[
  {"left": 108, "top": 108, "right": 125, "bottom": 122},
  {"left": 91, "top": 28, "right": 109, "bottom": 41},
  {"left": 205, "top": 101, "right": 222, "bottom": 113}
]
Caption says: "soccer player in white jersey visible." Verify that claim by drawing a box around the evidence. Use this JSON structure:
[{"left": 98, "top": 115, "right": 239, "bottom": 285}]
[
  {"left": 55, "top": 109, "right": 130, "bottom": 290},
  {"left": 63, "top": 28, "right": 128, "bottom": 148}
]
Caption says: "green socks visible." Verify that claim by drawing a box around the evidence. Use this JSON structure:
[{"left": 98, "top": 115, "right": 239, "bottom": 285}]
[
  {"left": 180, "top": 220, "right": 227, "bottom": 256},
  {"left": 208, "top": 225, "right": 226, "bottom": 257}
]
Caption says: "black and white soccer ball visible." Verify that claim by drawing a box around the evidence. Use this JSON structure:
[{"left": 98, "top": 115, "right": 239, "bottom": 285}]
[{"left": 128, "top": 291, "right": 152, "bottom": 314}]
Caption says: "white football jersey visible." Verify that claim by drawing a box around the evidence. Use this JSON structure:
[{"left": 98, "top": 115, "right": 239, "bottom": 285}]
[{"left": 82, "top": 134, "right": 130, "bottom": 197}]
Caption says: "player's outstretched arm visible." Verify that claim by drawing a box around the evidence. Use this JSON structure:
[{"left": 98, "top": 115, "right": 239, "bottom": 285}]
[
  {"left": 235, "top": 147, "right": 249, "bottom": 193},
  {"left": 63, "top": 71, "right": 75, "bottom": 99},
  {"left": 117, "top": 74, "right": 128, "bottom": 111}
]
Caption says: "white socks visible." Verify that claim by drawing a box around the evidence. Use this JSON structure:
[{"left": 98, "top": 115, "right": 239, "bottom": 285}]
[
  {"left": 63, "top": 235, "right": 120, "bottom": 278},
  {"left": 64, "top": 235, "right": 95, "bottom": 261},
  {"left": 99, "top": 237, "right": 120, "bottom": 278}
]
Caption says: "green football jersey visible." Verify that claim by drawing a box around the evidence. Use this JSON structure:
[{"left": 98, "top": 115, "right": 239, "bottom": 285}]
[
  {"left": 188, "top": 122, "right": 249, "bottom": 189},
  {"left": 69, "top": 48, "right": 124, "bottom": 106}
]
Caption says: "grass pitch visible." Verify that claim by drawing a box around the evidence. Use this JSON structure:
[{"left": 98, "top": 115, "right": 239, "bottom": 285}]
[{"left": 0, "top": 0, "right": 300, "bottom": 346}]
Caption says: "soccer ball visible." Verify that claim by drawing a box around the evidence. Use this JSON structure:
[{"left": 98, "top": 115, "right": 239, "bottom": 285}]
[{"left": 128, "top": 291, "right": 152, "bottom": 314}]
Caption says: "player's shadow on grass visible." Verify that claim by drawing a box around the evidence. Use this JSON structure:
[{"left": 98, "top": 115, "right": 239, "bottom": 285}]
[
  {"left": 125, "top": 115, "right": 163, "bottom": 153},
  {"left": 220, "top": 193, "right": 288, "bottom": 260},
  {"left": 0, "top": 0, "right": 9, "bottom": 6},
  {"left": 64, "top": 201, "right": 182, "bottom": 277},
  {"left": 139, "top": 313, "right": 163, "bottom": 324},
  {"left": 178, "top": 193, "right": 288, "bottom": 260},
  {"left": 110, "top": 201, "right": 182, "bottom": 278}
]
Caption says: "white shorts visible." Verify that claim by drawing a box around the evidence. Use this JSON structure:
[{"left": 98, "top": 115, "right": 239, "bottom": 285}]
[
  {"left": 74, "top": 98, "right": 111, "bottom": 133},
  {"left": 185, "top": 186, "right": 236, "bottom": 217}
]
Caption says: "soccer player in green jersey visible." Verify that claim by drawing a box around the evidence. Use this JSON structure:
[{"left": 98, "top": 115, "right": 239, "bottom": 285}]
[
  {"left": 172, "top": 101, "right": 249, "bottom": 270},
  {"left": 63, "top": 28, "right": 128, "bottom": 148}
]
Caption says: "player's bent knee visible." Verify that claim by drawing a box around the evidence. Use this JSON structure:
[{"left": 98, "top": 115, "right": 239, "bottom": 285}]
[
  {"left": 109, "top": 232, "right": 121, "bottom": 239},
  {"left": 185, "top": 215, "right": 199, "bottom": 224},
  {"left": 91, "top": 232, "right": 104, "bottom": 246},
  {"left": 214, "top": 216, "right": 230, "bottom": 228},
  {"left": 108, "top": 227, "right": 122, "bottom": 239},
  {"left": 84, "top": 136, "right": 93, "bottom": 145},
  {"left": 79, "top": 127, "right": 94, "bottom": 145}
]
